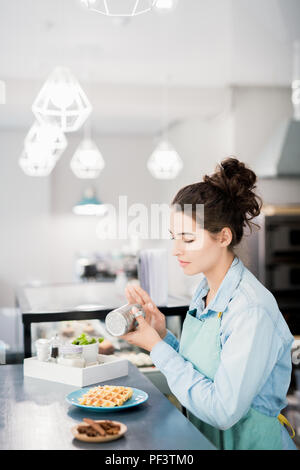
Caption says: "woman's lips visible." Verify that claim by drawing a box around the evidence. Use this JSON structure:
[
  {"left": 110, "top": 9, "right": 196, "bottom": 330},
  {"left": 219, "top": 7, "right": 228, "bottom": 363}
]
[{"left": 178, "top": 259, "right": 191, "bottom": 267}]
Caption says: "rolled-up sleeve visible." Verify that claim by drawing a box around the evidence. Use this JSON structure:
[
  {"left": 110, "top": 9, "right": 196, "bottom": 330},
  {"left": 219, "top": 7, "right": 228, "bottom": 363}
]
[
  {"left": 150, "top": 306, "right": 282, "bottom": 430},
  {"left": 163, "top": 329, "right": 180, "bottom": 352}
]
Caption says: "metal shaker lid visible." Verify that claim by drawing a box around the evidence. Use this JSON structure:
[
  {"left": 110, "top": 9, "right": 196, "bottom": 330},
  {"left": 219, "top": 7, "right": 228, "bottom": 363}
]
[{"left": 105, "top": 311, "right": 128, "bottom": 337}]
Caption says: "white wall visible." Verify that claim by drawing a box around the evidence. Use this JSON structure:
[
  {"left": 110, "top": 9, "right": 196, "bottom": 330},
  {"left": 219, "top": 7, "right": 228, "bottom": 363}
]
[
  {"left": 0, "top": 130, "right": 51, "bottom": 306},
  {"left": 47, "top": 133, "right": 169, "bottom": 283}
]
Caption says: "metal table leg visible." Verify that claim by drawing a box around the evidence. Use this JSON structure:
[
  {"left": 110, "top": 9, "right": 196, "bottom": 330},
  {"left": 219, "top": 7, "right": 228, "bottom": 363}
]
[{"left": 23, "top": 321, "right": 32, "bottom": 358}]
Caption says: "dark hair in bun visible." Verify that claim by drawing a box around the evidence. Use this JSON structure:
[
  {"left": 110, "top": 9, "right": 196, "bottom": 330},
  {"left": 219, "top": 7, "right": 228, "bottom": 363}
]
[{"left": 171, "top": 157, "right": 262, "bottom": 249}]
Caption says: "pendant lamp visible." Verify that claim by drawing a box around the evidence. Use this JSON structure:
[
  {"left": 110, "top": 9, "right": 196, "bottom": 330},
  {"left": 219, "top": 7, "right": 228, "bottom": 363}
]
[
  {"left": 147, "top": 140, "right": 183, "bottom": 179},
  {"left": 19, "top": 121, "right": 67, "bottom": 177},
  {"left": 19, "top": 148, "right": 56, "bottom": 177},
  {"left": 73, "top": 187, "right": 108, "bottom": 216},
  {"left": 71, "top": 139, "right": 105, "bottom": 179},
  {"left": 147, "top": 76, "right": 183, "bottom": 179},
  {"left": 155, "top": 0, "right": 177, "bottom": 11},
  {"left": 292, "top": 41, "right": 300, "bottom": 120},
  {"left": 0, "top": 80, "right": 5, "bottom": 104},
  {"left": 24, "top": 121, "right": 67, "bottom": 162},
  {"left": 32, "top": 67, "right": 92, "bottom": 133},
  {"left": 81, "top": 0, "right": 157, "bottom": 17},
  {"left": 70, "top": 121, "right": 105, "bottom": 179}
]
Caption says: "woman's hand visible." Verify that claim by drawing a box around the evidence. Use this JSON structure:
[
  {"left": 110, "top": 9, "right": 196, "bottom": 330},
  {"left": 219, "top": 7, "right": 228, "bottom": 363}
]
[
  {"left": 125, "top": 284, "right": 167, "bottom": 339},
  {"left": 121, "top": 314, "right": 162, "bottom": 352}
]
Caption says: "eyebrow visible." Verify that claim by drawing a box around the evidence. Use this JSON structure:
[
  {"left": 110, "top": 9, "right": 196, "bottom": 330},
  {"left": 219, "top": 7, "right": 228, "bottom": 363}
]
[{"left": 168, "top": 229, "right": 195, "bottom": 236}]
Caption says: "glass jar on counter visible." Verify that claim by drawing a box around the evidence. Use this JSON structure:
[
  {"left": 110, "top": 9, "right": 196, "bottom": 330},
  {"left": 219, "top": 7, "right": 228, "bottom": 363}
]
[
  {"left": 50, "top": 334, "right": 60, "bottom": 363},
  {"left": 57, "top": 345, "right": 85, "bottom": 368}
]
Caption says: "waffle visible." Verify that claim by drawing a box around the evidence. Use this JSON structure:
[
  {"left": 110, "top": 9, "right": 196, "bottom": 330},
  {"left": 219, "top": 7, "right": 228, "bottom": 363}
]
[{"left": 78, "top": 385, "right": 133, "bottom": 407}]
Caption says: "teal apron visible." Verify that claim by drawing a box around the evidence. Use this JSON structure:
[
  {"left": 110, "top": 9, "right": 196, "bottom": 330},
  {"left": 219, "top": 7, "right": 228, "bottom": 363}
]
[{"left": 179, "top": 309, "right": 295, "bottom": 450}]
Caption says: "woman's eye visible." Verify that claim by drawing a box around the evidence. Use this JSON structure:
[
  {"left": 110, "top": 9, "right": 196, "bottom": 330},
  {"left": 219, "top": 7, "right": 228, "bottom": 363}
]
[{"left": 169, "top": 236, "right": 194, "bottom": 243}]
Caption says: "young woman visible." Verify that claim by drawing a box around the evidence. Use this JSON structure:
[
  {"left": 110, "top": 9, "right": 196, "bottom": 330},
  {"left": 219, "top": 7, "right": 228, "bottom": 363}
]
[{"left": 122, "top": 157, "right": 297, "bottom": 451}]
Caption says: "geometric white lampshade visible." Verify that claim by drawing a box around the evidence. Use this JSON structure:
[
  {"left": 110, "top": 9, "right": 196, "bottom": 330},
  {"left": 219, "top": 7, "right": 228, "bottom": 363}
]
[
  {"left": 19, "top": 147, "right": 57, "bottom": 177},
  {"left": 81, "top": 0, "right": 157, "bottom": 16},
  {"left": 147, "top": 140, "right": 183, "bottom": 179},
  {"left": 19, "top": 121, "right": 67, "bottom": 177},
  {"left": 24, "top": 121, "right": 68, "bottom": 162},
  {"left": 32, "top": 67, "right": 92, "bottom": 133},
  {"left": 70, "top": 138, "right": 105, "bottom": 179}
]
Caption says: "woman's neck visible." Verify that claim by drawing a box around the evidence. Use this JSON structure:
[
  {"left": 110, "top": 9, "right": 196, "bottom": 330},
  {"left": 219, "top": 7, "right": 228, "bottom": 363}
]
[{"left": 204, "top": 251, "right": 235, "bottom": 300}]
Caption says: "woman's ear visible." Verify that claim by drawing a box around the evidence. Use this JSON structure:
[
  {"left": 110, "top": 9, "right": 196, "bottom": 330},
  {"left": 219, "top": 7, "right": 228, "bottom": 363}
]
[{"left": 219, "top": 227, "right": 232, "bottom": 247}]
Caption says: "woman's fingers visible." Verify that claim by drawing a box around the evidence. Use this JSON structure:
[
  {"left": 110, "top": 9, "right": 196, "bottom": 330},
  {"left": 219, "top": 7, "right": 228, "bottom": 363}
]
[
  {"left": 126, "top": 285, "right": 145, "bottom": 305},
  {"left": 126, "top": 284, "right": 156, "bottom": 310},
  {"left": 120, "top": 330, "right": 135, "bottom": 343},
  {"left": 125, "top": 285, "right": 160, "bottom": 328},
  {"left": 141, "top": 303, "right": 154, "bottom": 325},
  {"left": 125, "top": 285, "right": 141, "bottom": 304},
  {"left": 125, "top": 286, "right": 137, "bottom": 304},
  {"left": 145, "top": 301, "right": 160, "bottom": 319},
  {"left": 132, "top": 285, "right": 152, "bottom": 305},
  {"left": 129, "top": 285, "right": 145, "bottom": 306}
]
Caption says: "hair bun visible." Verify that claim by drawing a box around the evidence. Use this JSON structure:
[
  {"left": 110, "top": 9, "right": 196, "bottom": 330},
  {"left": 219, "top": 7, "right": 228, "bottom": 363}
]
[
  {"left": 203, "top": 157, "right": 262, "bottom": 229},
  {"left": 221, "top": 158, "right": 257, "bottom": 194},
  {"left": 204, "top": 157, "right": 256, "bottom": 199}
]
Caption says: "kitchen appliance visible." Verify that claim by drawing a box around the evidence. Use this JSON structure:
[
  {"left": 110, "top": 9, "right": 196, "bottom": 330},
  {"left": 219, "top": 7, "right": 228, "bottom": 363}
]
[{"left": 258, "top": 205, "right": 300, "bottom": 334}]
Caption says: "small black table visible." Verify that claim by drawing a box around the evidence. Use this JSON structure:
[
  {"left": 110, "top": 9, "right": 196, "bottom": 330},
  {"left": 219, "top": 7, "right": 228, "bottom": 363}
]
[
  {"left": 16, "top": 281, "right": 190, "bottom": 358},
  {"left": 0, "top": 362, "right": 215, "bottom": 450}
]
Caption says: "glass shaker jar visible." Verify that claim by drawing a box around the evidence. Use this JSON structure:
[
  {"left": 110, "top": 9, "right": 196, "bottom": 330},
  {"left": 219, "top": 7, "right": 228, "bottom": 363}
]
[
  {"left": 57, "top": 345, "right": 85, "bottom": 368},
  {"left": 50, "top": 334, "right": 60, "bottom": 363},
  {"left": 105, "top": 303, "right": 145, "bottom": 337}
]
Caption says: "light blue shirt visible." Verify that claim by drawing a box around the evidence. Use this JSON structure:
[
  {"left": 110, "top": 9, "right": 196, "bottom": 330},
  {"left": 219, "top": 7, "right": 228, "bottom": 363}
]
[{"left": 150, "top": 256, "right": 296, "bottom": 449}]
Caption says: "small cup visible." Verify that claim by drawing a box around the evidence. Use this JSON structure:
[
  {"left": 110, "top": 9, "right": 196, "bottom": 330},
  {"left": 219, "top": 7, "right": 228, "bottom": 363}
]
[{"left": 35, "top": 339, "right": 50, "bottom": 362}]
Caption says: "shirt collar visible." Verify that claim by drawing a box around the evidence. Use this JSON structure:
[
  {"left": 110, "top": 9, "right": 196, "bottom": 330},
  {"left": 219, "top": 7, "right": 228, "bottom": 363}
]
[{"left": 194, "top": 256, "right": 244, "bottom": 316}]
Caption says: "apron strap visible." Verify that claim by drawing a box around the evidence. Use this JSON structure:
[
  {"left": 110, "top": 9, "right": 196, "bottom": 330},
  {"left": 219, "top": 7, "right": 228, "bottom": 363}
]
[{"left": 278, "top": 413, "right": 296, "bottom": 439}]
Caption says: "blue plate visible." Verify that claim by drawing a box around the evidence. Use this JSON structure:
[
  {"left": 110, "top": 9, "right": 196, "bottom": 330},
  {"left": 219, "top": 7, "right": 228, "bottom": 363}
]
[{"left": 66, "top": 386, "right": 149, "bottom": 411}]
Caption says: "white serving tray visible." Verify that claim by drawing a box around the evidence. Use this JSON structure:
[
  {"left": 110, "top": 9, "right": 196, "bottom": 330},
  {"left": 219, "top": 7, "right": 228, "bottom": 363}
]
[{"left": 23, "top": 355, "right": 128, "bottom": 387}]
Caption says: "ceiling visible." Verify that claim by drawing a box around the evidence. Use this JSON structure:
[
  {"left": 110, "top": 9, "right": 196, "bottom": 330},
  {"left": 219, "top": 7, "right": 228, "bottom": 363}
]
[
  {"left": 0, "top": 0, "right": 299, "bottom": 134},
  {"left": 0, "top": 0, "right": 299, "bottom": 87}
]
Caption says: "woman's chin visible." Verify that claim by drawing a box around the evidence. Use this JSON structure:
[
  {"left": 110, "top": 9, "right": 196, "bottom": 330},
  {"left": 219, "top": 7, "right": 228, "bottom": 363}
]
[{"left": 181, "top": 264, "right": 194, "bottom": 275}]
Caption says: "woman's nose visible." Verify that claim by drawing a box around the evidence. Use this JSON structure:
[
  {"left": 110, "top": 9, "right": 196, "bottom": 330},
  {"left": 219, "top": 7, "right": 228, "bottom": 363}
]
[{"left": 172, "top": 239, "right": 184, "bottom": 257}]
